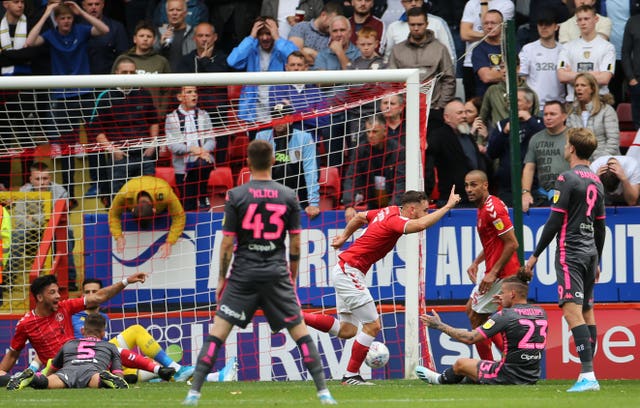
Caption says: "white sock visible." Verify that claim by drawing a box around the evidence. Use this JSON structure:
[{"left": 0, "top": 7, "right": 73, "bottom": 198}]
[
  {"left": 169, "top": 362, "right": 181, "bottom": 370},
  {"left": 205, "top": 372, "right": 220, "bottom": 382},
  {"left": 579, "top": 372, "right": 596, "bottom": 381},
  {"left": 328, "top": 319, "right": 341, "bottom": 337}
]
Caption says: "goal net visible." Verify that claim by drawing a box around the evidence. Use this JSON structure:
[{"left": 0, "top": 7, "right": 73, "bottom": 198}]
[{"left": 0, "top": 69, "right": 434, "bottom": 380}]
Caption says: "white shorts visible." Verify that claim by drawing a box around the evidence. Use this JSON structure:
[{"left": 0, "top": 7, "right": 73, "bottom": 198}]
[
  {"left": 332, "top": 262, "right": 379, "bottom": 324},
  {"left": 469, "top": 277, "right": 504, "bottom": 314}
]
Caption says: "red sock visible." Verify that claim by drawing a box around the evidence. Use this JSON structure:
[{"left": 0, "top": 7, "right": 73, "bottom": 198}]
[
  {"left": 346, "top": 340, "right": 369, "bottom": 374},
  {"left": 120, "top": 349, "right": 158, "bottom": 372},
  {"left": 491, "top": 334, "right": 504, "bottom": 353},
  {"left": 475, "top": 338, "right": 494, "bottom": 361},
  {"left": 303, "top": 312, "right": 336, "bottom": 333}
]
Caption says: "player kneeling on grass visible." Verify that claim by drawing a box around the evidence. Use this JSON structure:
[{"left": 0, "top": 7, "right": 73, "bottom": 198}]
[
  {"left": 7, "top": 314, "right": 128, "bottom": 390},
  {"left": 416, "top": 272, "right": 548, "bottom": 385}
]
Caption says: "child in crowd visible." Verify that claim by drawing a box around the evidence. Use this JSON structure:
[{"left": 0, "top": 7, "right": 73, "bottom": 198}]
[{"left": 167, "top": 86, "right": 216, "bottom": 211}]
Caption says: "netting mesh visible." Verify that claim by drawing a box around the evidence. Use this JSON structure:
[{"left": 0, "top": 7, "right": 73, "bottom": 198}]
[{"left": 0, "top": 74, "right": 434, "bottom": 380}]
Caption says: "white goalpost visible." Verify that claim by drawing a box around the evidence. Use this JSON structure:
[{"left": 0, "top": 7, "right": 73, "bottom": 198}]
[{"left": 0, "top": 69, "right": 431, "bottom": 380}]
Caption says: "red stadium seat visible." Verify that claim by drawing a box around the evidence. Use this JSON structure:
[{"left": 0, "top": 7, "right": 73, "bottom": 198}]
[
  {"left": 617, "top": 103, "right": 634, "bottom": 131},
  {"left": 207, "top": 166, "right": 234, "bottom": 211},
  {"left": 237, "top": 166, "right": 251, "bottom": 185},
  {"left": 620, "top": 130, "right": 637, "bottom": 154},
  {"left": 318, "top": 166, "right": 341, "bottom": 211},
  {"left": 155, "top": 166, "right": 180, "bottom": 197}
]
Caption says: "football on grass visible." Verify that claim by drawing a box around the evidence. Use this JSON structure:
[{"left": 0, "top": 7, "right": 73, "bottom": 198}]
[{"left": 365, "top": 341, "right": 390, "bottom": 368}]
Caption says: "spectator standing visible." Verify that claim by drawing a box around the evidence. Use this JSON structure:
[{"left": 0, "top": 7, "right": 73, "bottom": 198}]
[
  {"left": 460, "top": 0, "right": 514, "bottom": 98},
  {"left": 113, "top": 21, "right": 171, "bottom": 75},
  {"left": 227, "top": 16, "right": 298, "bottom": 124},
  {"left": 621, "top": 13, "right": 640, "bottom": 129},
  {"left": 387, "top": 7, "right": 455, "bottom": 130},
  {"left": 177, "top": 22, "right": 230, "bottom": 164},
  {"left": 521, "top": 101, "right": 571, "bottom": 211},
  {"left": 206, "top": 0, "right": 261, "bottom": 55},
  {"left": 260, "top": 0, "right": 324, "bottom": 39},
  {"left": 167, "top": 86, "right": 216, "bottom": 211},
  {"left": 566, "top": 72, "right": 620, "bottom": 160},
  {"left": 81, "top": 0, "right": 129, "bottom": 74},
  {"left": 342, "top": 114, "right": 405, "bottom": 221},
  {"left": 557, "top": 5, "right": 616, "bottom": 102},
  {"left": 26, "top": 1, "right": 110, "bottom": 201},
  {"left": 348, "top": 0, "right": 385, "bottom": 53},
  {"left": 383, "top": 0, "right": 455, "bottom": 74},
  {"left": 591, "top": 155, "right": 640, "bottom": 205},
  {"left": 487, "top": 88, "right": 545, "bottom": 205},
  {"left": 269, "top": 51, "right": 329, "bottom": 142},
  {"left": 519, "top": 12, "right": 566, "bottom": 112},
  {"left": 559, "top": 0, "right": 611, "bottom": 43},
  {"left": 90, "top": 58, "right": 159, "bottom": 201},
  {"left": 313, "top": 15, "right": 360, "bottom": 70},
  {"left": 255, "top": 104, "right": 320, "bottom": 219},
  {"left": 471, "top": 9, "right": 504, "bottom": 98},
  {"left": 288, "top": 1, "right": 342, "bottom": 66},
  {"left": 426, "top": 99, "right": 487, "bottom": 207},
  {"left": 151, "top": 0, "right": 209, "bottom": 28},
  {"left": 156, "top": 0, "right": 196, "bottom": 72}
]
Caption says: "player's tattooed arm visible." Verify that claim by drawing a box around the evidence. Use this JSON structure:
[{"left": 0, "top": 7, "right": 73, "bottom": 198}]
[
  {"left": 217, "top": 235, "right": 234, "bottom": 295},
  {"left": 420, "top": 310, "right": 484, "bottom": 345}
]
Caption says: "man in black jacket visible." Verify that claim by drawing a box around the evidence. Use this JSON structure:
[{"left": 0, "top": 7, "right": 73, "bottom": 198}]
[{"left": 426, "top": 99, "right": 487, "bottom": 207}]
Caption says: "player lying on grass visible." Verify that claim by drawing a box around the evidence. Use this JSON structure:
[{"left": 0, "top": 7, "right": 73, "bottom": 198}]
[
  {"left": 0, "top": 274, "right": 176, "bottom": 386},
  {"left": 7, "top": 313, "right": 128, "bottom": 390},
  {"left": 416, "top": 272, "right": 548, "bottom": 385},
  {"left": 73, "top": 279, "right": 238, "bottom": 383}
]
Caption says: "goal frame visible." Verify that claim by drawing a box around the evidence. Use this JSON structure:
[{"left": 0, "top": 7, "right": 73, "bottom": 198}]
[{"left": 0, "top": 69, "right": 424, "bottom": 379}]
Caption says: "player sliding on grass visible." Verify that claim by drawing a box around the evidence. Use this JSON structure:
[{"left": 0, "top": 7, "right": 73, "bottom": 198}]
[
  {"left": 8, "top": 314, "right": 128, "bottom": 390},
  {"left": 0, "top": 274, "right": 175, "bottom": 386},
  {"left": 416, "top": 273, "right": 547, "bottom": 385},
  {"left": 303, "top": 187, "right": 461, "bottom": 385}
]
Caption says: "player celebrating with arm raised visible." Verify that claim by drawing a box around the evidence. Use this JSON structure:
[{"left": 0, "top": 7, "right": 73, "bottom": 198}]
[
  {"left": 303, "top": 187, "right": 461, "bottom": 385},
  {"left": 464, "top": 170, "right": 520, "bottom": 361},
  {"left": 525, "top": 127, "right": 606, "bottom": 393},
  {"left": 183, "top": 140, "right": 336, "bottom": 406}
]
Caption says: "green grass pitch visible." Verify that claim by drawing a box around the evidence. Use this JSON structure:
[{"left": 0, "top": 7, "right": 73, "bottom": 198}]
[{"left": 3, "top": 380, "right": 639, "bottom": 408}]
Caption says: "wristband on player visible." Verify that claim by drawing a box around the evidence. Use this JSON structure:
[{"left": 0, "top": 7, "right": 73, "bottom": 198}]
[
  {"left": 121, "top": 278, "right": 130, "bottom": 287},
  {"left": 289, "top": 254, "right": 300, "bottom": 262},
  {"left": 480, "top": 2, "right": 489, "bottom": 5}
]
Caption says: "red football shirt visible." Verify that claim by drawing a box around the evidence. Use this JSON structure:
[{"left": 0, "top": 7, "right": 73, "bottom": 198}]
[
  {"left": 11, "top": 297, "right": 86, "bottom": 363},
  {"left": 339, "top": 206, "right": 410, "bottom": 274},
  {"left": 477, "top": 195, "right": 520, "bottom": 278}
]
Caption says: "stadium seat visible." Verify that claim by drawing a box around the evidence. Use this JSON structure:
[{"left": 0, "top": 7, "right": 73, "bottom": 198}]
[
  {"left": 155, "top": 166, "right": 180, "bottom": 197},
  {"left": 318, "top": 166, "right": 341, "bottom": 211},
  {"left": 228, "top": 134, "right": 249, "bottom": 180},
  {"left": 616, "top": 103, "right": 634, "bottom": 131},
  {"left": 207, "top": 166, "right": 233, "bottom": 211},
  {"left": 620, "top": 130, "right": 637, "bottom": 154},
  {"left": 237, "top": 166, "right": 251, "bottom": 185}
]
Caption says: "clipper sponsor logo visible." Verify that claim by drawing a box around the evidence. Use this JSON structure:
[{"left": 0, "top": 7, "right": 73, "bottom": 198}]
[
  {"left": 521, "top": 352, "right": 542, "bottom": 361},
  {"left": 248, "top": 242, "right": 276, "bottom": 252},
  {"left": 220, "top": 304, "right": 246, "bottom": 321}
]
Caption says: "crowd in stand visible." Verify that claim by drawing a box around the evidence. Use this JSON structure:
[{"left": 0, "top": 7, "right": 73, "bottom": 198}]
[{"left": 0, "top": 0, "right": 639, "bottom": 222}]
